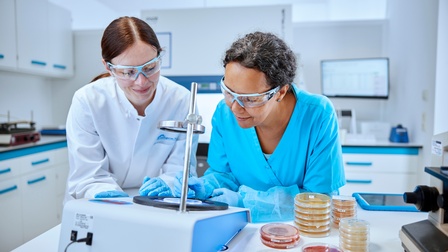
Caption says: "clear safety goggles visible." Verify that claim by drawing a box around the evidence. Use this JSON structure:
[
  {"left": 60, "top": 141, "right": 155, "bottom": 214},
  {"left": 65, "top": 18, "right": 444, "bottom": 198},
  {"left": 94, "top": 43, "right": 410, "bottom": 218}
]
[
  {"left": 220, "top": 77, "right": 280, "bottom": 108},
  {"left": 107, "top": 52, "right": 164, "bottom": 81}
]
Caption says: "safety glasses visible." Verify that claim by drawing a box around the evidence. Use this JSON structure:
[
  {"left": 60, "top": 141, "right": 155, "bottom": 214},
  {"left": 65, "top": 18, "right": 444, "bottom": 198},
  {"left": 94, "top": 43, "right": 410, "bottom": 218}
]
[
  {"left": 107, "top": 52, "right": 164, "bottom": 81},
  {"left": 220, "top": 77, "right": 280, "bottom": 108}
]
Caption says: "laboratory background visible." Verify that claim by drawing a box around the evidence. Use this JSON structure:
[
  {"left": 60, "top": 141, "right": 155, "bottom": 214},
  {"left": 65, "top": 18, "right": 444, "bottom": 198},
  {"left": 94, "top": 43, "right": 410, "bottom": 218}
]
[{"left": 1, "top": 0, "right": 448, "bottom": 251}]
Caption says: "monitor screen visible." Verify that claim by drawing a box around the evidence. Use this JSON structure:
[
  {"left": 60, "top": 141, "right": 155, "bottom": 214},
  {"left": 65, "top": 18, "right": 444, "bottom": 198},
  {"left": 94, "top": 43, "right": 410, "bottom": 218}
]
[{"left": 321, "top": 57, "right": 389, "bottom": 99}]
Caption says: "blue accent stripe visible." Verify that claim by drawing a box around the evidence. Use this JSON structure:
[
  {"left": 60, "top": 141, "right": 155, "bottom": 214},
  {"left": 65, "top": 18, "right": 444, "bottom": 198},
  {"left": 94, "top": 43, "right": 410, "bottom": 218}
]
[
  {"left": 31, "top": 158, "right": 50, "bottom": 166},
  {"left": 0, "top": 141, "right": 67, "bottom": 161},
  {"left": 27, "top": 176, "right": 46, "bottom": 185},
  {"left": 347, "top": 179, "right": 372, "bottom": 184},
  {"left": 346, "top": 162, "right": 373, "bottom": 166},
  {"left": 0, "top": 168, "right": 11, "bottom": 174},
  {"left": 0, "top": 185, "right": 18, "bottom": 195},
  {"left": 342, "top": 146, "right": 419, "bottom": 155},
  {"left": 53, "top": 64, "right": 67, "bottom": 69},
  {"left": 31, "top": 60, "right": 47, "bottom": 66}
]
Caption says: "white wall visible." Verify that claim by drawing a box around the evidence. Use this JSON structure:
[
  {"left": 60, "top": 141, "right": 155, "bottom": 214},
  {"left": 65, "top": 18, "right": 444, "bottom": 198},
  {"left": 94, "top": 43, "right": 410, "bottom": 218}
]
[
  {"left": 141, "top": 5, "right": 293, "bottom": 76},
  {"left": 51, "top": 30, "right": 104, "bottom": 125},
  {"left": 434, "top": 0, "right": 448, "bottom": 135},
  {"left": 385, "top": 0, "right": 439, "bottom": 185},
  {"left": 0, "top": 72, "right": 54, "bottom": 128}
]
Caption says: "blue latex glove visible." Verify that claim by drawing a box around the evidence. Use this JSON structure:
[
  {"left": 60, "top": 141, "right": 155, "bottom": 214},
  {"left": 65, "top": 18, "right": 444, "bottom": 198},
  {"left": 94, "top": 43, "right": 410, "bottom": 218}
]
[
  {"left": 173, "top": 172, "right": 213, "bottom": 200},
  {"left": 139, "top": 177, "right": 172, "bottom": 197},
  {"left": 210, "top": 188, "right": 243, "bottom": 207},
  {"left": 94, "top": 190, "right": 129, "bottom": 198}
]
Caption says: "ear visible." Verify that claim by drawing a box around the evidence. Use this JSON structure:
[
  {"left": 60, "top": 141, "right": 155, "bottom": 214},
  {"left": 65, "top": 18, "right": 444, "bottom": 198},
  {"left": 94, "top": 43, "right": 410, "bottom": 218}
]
[
  {"left": 277, "top": 84, "right": 289, "bottom": 101},
  {"left": 102, "top": 59, "right": 110, "bottom": 71}
]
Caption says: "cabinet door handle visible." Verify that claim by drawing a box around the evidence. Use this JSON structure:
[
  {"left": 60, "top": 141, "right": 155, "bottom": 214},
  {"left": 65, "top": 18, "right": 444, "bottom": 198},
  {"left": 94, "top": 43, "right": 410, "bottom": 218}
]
[
  {"left": 0, "top": 54, "right": 4, "bottom": 59},
  {"left": 31, "top": 158, "right": 50, "bottom": 166},
  {"left": 345, "top": 162, "right": 373, "bottom": 166},
  {"left": 53, "top": 64, "right": 66, "bottom": 69},
  {"left": 27, "top": 176, "right": 46, "bottom": 185},
  {"left": 0, "top": 168, "right": 12, "bottom": 175},
  {"left": 0, "top": 185, "right": 18, "bottom": 195},
  {"left": 31, "top": 60, "right": 47, "bottom": 66},
  {"left": 346, "top": 179, "right": 372, "bottom": 184}
]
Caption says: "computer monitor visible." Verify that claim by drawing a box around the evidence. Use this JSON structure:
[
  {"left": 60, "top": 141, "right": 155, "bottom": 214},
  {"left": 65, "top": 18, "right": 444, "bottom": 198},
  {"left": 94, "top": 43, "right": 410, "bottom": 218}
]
[{"left": 321, "top": 57, "right": 389, "bottom": 99}]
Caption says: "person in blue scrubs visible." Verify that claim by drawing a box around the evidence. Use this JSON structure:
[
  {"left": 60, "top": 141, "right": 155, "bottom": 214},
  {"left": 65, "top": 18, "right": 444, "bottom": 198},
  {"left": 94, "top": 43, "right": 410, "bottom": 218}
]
[{"left": 174, "top": 31, "right": 345, "bottom": 223}]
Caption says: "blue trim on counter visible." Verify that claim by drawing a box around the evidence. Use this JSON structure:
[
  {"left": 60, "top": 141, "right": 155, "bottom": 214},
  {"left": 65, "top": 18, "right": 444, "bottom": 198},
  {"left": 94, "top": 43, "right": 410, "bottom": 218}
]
[
  {"left": 342, "top": 146, "right": 419, "bottom": 155},
  {"left": 0, "top": 141, "right": 67, "bottom": 161}
]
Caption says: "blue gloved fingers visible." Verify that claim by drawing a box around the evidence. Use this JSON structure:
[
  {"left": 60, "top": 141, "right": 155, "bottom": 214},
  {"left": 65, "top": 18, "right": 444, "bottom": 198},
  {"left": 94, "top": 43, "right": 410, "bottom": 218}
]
[
  {"left": 173, "top": 172, "right": 198, "bottom": 198},
  {"left": 211, "top": 188, "right": 225, "bottom": 197},
  {"left": 209, "top": 188, "right": 243, "bottom": 207},
  {"left": 139, "top": 177, "right": 174, "bottom": 197},
  {"left": 139, "top": 177, "right": 159, "bottom": 196},
  {"left": 94, "top": 190, "right": 129, "bottom": 198},
  {"left": 145, "top": 182, "right": 172, "bottom": 197},
  {"left": 142, "top": 176, "right": 151, "bottom": 184}
]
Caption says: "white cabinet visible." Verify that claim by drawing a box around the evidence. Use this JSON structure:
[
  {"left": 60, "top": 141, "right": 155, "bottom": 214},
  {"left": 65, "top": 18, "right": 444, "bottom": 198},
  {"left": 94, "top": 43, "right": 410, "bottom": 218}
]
[
  {"left": 48, "top": 3, "right": 74, "bottom": 77},
  {"left": 1, "top": 0, "right": 73, "bottom": 78},
  {"left": 0, "top": 142, "right": 69, "bottom": 252},
  {"left": 339, "top": 146, "right": 421, "bottom": 196},
  {"left": 0, "top": 178, "right": 23, "bottom": 252},
  {"left": 16, "top": 0, "right": 49, "bottom": 75},
  {"left": 0, "top": 0, "right": 18, "bottom": 70}
]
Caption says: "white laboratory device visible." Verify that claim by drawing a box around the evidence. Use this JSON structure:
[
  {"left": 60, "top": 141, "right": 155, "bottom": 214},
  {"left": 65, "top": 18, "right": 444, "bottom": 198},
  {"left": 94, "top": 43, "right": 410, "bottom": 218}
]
[
  {"left": 58, "top": 197, "right": 250, "bottom": 252},
  {"left": 400, "top": 131, "right": 448, "bottom": 251}
]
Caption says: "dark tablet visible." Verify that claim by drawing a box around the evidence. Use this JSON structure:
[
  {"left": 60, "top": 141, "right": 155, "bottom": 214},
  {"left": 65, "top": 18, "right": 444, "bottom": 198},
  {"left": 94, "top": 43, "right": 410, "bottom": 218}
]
[{"left": 352, "top": 192, "right": 420, "bottom": 212}]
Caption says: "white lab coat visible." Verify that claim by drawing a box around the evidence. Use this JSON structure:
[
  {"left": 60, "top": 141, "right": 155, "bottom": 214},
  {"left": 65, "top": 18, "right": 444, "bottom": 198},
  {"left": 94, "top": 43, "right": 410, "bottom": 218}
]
[{"left": 65, "top": 76, "right": 198, "bottom": 202}]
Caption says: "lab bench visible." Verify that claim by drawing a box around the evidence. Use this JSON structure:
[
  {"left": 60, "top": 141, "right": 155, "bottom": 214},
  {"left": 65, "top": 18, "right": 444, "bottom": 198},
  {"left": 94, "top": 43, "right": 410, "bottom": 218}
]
[
  {"left": 11, "top": 203, "right": 428, "bottom": 251},
  {"left": 0, "top": 136, "right": 68, "bottom": 252}
]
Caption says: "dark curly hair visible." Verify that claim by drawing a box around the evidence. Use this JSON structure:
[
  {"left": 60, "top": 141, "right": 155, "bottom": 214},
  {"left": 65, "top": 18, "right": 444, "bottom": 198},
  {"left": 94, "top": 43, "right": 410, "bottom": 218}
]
[{"left": 223, "top": 32, "right": 297, "bottom": 91}]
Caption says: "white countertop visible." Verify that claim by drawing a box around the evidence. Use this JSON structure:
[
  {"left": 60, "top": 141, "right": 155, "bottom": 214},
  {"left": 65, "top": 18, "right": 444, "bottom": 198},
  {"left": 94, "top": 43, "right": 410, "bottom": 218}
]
[{"left": 12, "top": 205, "right": 428, "bottom": 252}]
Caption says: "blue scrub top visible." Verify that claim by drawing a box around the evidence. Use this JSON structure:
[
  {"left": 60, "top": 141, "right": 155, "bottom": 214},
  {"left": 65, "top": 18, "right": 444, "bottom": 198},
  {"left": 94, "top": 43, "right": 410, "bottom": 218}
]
[{"left": 204, "top": 84, "right": 345, "bottom": 222}]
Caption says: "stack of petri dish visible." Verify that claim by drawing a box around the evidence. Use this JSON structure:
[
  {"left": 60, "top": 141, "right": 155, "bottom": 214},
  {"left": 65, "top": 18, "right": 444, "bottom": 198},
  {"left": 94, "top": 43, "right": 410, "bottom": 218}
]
[
  {"left": 259, "top": 223, "right": 301, "bottom": 249},
  {"left": 331, "top": 195, "right": 357, "bottom": 228},
  {"left": 294, "top": 192, "right": 331, "bottom": 238},
  {"left": 339, "top": 218, "right": 370, "bottom": 252}
]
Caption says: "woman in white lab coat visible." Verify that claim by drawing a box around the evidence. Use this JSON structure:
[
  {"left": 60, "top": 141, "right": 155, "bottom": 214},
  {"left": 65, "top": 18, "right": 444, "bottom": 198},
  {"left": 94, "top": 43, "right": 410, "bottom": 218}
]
[{"left": 65, "top": 16, "right": 198, "bottom": 202}]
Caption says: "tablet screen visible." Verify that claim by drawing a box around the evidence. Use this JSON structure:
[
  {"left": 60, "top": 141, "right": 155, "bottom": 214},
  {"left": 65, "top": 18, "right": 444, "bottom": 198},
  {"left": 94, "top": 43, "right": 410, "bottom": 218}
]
[
  {"left": 352, "top": 192, "right": 419, "bottom": 212},
  {"left": 359, "top": 193, "right": 408, "bottom": 206}
]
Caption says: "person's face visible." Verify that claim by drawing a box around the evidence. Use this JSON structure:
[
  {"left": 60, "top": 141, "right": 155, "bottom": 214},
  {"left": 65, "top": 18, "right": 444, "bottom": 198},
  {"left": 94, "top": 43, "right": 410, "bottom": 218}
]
[
  {"left": 104, "top": 41, "right": 160, "bottom": 110},
  {"left": 222, "top": 62, "right": 282, "bottom": 129}
]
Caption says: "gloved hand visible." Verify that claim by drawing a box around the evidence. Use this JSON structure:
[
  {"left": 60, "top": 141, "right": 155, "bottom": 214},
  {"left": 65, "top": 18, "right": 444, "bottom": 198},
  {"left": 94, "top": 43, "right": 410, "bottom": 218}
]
[
  {"left": 139, "top": 177, "right": 172, "bottom": 197},
  {"left": 173, "top": 172, "right": 213, "bottom": 200},
  {"left": 94, "top": 190, "right": 129, "bottom": 198},
  {"left": 210, "top": 188, "right": 243, "bottom": 207}
]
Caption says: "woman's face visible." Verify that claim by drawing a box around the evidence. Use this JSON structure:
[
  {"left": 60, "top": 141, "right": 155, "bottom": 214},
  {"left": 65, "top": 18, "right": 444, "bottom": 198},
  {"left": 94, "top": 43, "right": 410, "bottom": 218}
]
[
  {"left": 223, "top": 62, "right": 281, "bottom": 129},
  {"left": 105, "top": 41, "right": 160, "bottom": 111}
]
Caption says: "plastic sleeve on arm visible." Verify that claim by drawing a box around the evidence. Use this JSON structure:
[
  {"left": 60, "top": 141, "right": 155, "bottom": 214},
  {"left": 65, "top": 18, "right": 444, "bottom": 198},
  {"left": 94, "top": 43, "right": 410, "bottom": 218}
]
[{"left": 239, "top": 184, "right": 300, "bottom": 223}]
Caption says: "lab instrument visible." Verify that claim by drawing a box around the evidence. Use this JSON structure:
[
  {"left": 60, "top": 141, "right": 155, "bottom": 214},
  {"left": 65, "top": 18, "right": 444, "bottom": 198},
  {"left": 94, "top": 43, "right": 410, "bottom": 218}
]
[{"left": 399, "top": 131, "right": 448, "bottom": 251}]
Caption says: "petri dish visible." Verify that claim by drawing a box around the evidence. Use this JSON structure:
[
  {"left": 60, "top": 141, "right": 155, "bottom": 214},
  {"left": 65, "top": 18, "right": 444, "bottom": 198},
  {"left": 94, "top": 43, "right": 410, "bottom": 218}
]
[
  {"left": 261, "top": 237, "right": 300, "bottom": 249},
  {"left": 302, "top": 242, "right": 343, "bottom": 252},
  {"left": 260, "top": 223, "right": 300, "bottom": 243},
  {"left": 295, "top": 193, "right": 331, "bottom": 208}
]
